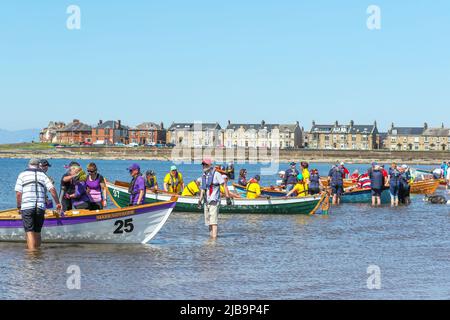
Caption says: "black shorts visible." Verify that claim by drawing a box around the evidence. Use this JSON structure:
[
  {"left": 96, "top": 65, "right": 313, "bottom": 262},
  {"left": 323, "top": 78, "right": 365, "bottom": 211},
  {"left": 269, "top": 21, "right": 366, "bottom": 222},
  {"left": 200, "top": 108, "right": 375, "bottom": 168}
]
[
  {"left": 331, "top": 184, "right": 343, "bottom": 196},
  {"left": 371, "top": 188, "right": 382, "bottom": 197},
  {"left": 21, "top": 208, "right": 45, "bottom": 233}
]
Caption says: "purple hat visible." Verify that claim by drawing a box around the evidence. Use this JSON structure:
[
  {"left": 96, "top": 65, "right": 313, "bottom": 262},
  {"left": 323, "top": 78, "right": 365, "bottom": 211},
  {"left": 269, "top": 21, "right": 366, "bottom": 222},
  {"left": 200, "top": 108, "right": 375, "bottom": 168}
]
[{"left": 127, "top": 163, "right": 141, "bottom": 172}]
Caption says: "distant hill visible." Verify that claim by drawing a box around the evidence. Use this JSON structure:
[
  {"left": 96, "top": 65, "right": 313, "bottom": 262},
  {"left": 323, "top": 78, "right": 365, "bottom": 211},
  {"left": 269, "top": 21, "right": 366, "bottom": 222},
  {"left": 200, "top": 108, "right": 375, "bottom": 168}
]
[{"left": 0, "top": 129, "right": 40, "bottom": 144}]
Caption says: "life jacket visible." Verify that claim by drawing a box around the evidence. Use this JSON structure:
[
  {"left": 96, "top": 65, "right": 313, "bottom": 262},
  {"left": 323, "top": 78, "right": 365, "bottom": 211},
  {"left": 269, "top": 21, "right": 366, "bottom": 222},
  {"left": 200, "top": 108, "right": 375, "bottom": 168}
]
[
  {"left": 246, "top": 179, "right": 259, "bottom": 194},
  {"left": 309, "top": 173, "right": 320, "bottom": 189},
  {"left": 129, "top": 174, "right": 143, "bottom": 196},
  {"left": 168, "top": 172, "right": 182, "bottom": 192},
  {"left": 202, "top": 169, "right": 220, "bottom": 196},
  {"left": 330, "top": 167, "right": 344, "bottom": 185},
  {"left": 185, "top": 181, "right": 198, "bottom": 196},
  {"left": 238, "top": 176, "right": 247, "bottom": 186},
  {"left": 145, "top": 176, "right": 157, "bottom": 189}
]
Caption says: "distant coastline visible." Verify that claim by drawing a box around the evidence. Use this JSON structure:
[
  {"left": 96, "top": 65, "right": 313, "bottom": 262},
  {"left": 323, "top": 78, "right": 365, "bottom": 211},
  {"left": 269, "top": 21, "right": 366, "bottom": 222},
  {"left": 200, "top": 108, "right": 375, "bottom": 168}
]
[{"left": 0, "top": 143, "right": 448, "bottom": 165}]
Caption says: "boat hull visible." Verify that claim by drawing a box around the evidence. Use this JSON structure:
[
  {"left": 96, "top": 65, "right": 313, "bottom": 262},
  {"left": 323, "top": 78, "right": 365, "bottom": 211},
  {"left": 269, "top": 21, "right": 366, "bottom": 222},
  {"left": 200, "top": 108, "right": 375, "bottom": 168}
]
[
  {"left": 107, "top": 182, "right": 321, "bottom": 215},
  {"left": 410, "top": 179, "right": 440, "bottom": 194},
  {"left": 0, "top": 202, "right": 175, "bottom": 244},
  {"left": 340, "top": 188, "right": 390, "bottom": 204}
]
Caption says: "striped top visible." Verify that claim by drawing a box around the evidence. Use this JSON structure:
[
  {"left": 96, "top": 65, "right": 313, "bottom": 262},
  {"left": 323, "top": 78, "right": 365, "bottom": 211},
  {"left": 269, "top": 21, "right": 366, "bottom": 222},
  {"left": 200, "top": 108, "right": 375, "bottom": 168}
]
[{"left": 15, "top": 169, "right": 55, "bottom": 210}]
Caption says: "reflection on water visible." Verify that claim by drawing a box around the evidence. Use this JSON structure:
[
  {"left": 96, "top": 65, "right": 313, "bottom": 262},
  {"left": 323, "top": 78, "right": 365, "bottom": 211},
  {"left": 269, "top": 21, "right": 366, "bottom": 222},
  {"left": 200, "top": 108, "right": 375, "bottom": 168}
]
[{"left": 0, "top": 159, "right": 449, "bottom": 299}]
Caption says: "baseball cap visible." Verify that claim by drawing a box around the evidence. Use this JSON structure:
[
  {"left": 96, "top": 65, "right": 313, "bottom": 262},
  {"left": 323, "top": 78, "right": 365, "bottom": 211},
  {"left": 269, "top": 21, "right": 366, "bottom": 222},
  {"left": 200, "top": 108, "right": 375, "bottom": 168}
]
[
  {"left": 202, "top": 158, "right": 213, "bottom": 166},
  {"left": 39, "top": 159, "right": 52, "bottom": 167},
  {"left": 127, "top": 163, "right": 141, "bottom": 172},
  {"left": 28, "top": 158, "right": 40, "bottom": 166},
  {"left": 290, "top": 162, "right": 296, "bottom": 166},
  {"left": 170, "top": 165, "right": 178, "bottom": 171}
]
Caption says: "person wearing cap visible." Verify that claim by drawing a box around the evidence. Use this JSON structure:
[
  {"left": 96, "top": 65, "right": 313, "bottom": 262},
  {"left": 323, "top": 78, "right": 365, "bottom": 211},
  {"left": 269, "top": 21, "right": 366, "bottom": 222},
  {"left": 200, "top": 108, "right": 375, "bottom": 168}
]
[
  {"left": 60, "top": 161, "right": 81, "bottom": 212},
  {"left": 164, "top": 165, "right": 184, "bottom": 194},
  {"left": 398, "top": 165, "right": 411, "bottom": 205},
  {"left": 328, "top": 163, "right": 345, "bottom": 205},
  {"left": 15, "top": 159, "right": 62, "bottom": 250},
  {"left": 145, "top": 170, "right": 158, "bottom": 191},
  {"left": 182, "top": 178, "right": 202, "bottom": 197},
  {"left": 282, "top": 162, "right": 300, "bottom": 193},
  {"left": 286, "top": 173, "right": 308, "bottom": 197},
  {"left": 386, "top": 162, "right": 401, "bottom": 207},
  {"left": 340, "top": 162, "right": 350, "bottom": 179},
  {"left": 127, "top": 163, "right": 146, "bottom": 206},
  {"left": 198, "top": 158, "right": 231, "bottom": 239},
  {"left": 246, "top": 175, "right": 261, "bottom": 199}
]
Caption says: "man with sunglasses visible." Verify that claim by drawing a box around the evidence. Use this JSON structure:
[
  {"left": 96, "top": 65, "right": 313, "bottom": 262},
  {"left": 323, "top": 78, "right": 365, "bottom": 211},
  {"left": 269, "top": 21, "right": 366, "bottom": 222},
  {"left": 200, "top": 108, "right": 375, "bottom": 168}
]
[{"left": 198, "top": 158, "right": 231, "bottom": 239}]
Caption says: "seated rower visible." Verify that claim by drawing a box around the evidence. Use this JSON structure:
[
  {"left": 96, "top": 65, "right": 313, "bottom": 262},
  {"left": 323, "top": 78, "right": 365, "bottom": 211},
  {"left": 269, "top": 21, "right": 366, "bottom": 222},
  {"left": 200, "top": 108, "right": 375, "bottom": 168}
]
[
  {"left": 238, "top": 169, "right": 248, "bottom": 186},
  {"left": 246, "top": 175, "right": 261, "bottom": 199},
  {"left": 220, "top": 175, "right": 241, "bottom": 199},
  {"left": 286, "top": 174, "right": 308, "bottom": 197},
  {"left": 145, "top": 170, "right": 158, "bottom": 191},
  {"left": 350, "top": 170, "right": 360, "bottom": 181},
  {"left": 66, "top": 165, "right": 91, "bottom": 210},
  {"left": 181, "top": 178, "right": 202, "bottom": 197}
]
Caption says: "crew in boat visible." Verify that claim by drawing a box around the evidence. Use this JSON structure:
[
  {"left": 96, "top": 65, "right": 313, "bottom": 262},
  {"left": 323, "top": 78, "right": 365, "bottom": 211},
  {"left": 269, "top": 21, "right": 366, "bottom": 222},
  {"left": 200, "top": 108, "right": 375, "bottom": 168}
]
[
  {"left": 238, "top": 169, "right": 248, "bottom": 186},
  {"left": 182, "top": 178, "right": 201, "bottom": 197},
  {"left": 282, "top": 162, "right": 300, "bottom": 193},
  {"left": 66, "top": 165, "right": 91, "bottom": 210},
  {"left": 86, "top": 162, "right": 107, "bottom": 210},
  {"left": 286, "top": 173, "right": 308, "bottom": 197},
  {"left": 127, "top": 163, "right": 146, "bottom": 206},
  {"left": 39, "top": 159, "right": 55, "bottom": 209},
  {"left": 276, "top": 171, "right": 285, "bottom": 187},
  {"left": 350, "top": 169, "right": 360, "bottom": 181},
  {"left": 220, "top": 174, "right": 241, "bottom": 199},
  {"left": 60, "top": 161, "right": 81, "bottom": 212},
  {"left": 164, "top": 165, "right": 184, "bottom": 194},
  {"left": 308, "top": 169, "right": 322, "bottom": 195},
  {"left": 145, "top": 170, "right": 158, "bottom": 191},
  {"left": 246, "top": 175, "right": 261, "bottom": 199},
  {"left": 340, "top": 162, "right": 350, "bottom": 179}
]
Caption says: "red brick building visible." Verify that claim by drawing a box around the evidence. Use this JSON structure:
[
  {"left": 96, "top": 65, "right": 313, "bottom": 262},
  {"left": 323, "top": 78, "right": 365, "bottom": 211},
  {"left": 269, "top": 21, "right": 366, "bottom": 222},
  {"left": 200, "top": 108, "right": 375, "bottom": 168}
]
[
  {"left": 56, "top": 119, "right": 92, "bottom": 145},
  {"left": 91, "top": 120, "right": 129, "bottom": 145},
  {"left": 129, "top": 122, "right": 166, "bottom": 145}
]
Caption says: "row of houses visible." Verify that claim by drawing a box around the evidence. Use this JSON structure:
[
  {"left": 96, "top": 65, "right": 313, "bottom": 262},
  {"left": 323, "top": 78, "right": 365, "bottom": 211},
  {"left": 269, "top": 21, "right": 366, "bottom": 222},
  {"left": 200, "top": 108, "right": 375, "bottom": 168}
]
[{"left": 40, "top": 119, "right": 450, "bottom": 151}]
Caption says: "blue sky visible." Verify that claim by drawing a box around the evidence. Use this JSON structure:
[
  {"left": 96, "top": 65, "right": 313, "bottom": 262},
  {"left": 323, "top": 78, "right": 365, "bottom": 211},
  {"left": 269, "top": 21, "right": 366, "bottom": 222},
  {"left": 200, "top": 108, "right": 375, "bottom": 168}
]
[{"left": 1, "top": 1, "right": 449, "bottom": 131}]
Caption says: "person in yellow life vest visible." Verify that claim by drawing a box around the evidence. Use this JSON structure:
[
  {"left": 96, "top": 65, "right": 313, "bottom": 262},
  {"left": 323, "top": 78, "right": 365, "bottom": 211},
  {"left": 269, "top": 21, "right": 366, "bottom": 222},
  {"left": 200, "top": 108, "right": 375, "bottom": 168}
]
[
  {"left": 164, "top": 165, "right": 184, "bottom": 194},
  {"left": 182, "top": 178, "right": 201, "bottom": 197},
  {"left": 286, "top": 173, "right": 308, "bottom": 197},
  {"left": 246, "top": 175, "right": 261, "bottom": 199},
  {"left": 300, "top": 162, "right": 310, "bottom": 193}
]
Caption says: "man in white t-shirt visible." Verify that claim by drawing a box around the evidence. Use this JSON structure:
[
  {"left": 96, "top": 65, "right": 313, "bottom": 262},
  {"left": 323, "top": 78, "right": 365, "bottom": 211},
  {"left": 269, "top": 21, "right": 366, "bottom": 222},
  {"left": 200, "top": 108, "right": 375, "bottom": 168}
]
[
  {"left": 15, "top": 158, "right": 61, "bottom": 250},
  {"left": 198, "top": 158, "right": 231, "bottom": 239}
]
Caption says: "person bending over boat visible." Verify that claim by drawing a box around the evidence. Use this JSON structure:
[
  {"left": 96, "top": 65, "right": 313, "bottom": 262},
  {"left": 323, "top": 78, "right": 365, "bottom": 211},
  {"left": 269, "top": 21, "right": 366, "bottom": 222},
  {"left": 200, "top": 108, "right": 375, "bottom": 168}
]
[
  {"left": 66, "top": 166, "right": 91, "bottom": 210},
  {"left": 283, "top": 162, "right": 300, "bottom": 193},
  {"left": 286, "top": 174, "right": 308, "bottom": 197},
  {"left": 386, "top": 162, "right": 401, "bottom": 207},
  {"left": 128, "top": 163, "right": 146, "bottom": 206},
  {"left": 60, "top": 161, "right": 81, "bottom": 212},
  {"left": 198, "top": 158, "right": 231, "bottom": 239},
  {"left": 164, "top": 166, "right": 184, "bottom": 194},
  {"left": 308, "top": 169, "right": 322, "bottom": 195},
  {"left": 86, "top": 163, "right": 107, "bottom": 210},
  {"left": 220, "top": 175, "right": 241, "bottom": 199},
  {"left": 182, "top": 178, "right": 202, "bottom": 197},
  {"left": 369, "top": 165, "right": 385, "bottom": 207},
  {"left": 15, "top": 158, "right": 62, "bottom": 250},
  {"left": 246, "top": 175, "right": 262, "bottom": 199},
  {"left": 238, "top": 169, "right": 248, "bottom": 186},
  {"left": 328, "top": 163, "right": 345, "bottom": 205},
  {"left": 145, "top": 170, "right": 159, "bottom": 191}
]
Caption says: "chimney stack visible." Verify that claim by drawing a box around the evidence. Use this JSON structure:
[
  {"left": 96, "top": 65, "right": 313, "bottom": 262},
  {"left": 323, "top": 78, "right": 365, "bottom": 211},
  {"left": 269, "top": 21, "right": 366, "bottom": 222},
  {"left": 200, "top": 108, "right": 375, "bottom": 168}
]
[{"left": 424, "top": 122, "right": 428, "bottom": 130}]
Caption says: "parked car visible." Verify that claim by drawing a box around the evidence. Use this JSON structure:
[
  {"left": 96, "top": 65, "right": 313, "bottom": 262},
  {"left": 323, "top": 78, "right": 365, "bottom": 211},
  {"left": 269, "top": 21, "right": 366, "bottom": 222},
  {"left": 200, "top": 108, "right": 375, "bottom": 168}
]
[
  {"left": 115, "top": 142, "right": 126, "bottom": 147},
  {"left": 166, "top": 143, "right": 176, "bottom": 148},
  {"left": 127, "top": 142, "right": 139, "bottom": 147},
  {"left": 83, "top": 141, "right": 93, "bottom": 146},
  {"left": 93, "top": 140, "right": 107, "bottom": 146},
  {"left": 146, "top": 142, "right": 156, "bottom": 147},
  {"left": 155, "top": 143, "right": 166, "bottom": 148}
]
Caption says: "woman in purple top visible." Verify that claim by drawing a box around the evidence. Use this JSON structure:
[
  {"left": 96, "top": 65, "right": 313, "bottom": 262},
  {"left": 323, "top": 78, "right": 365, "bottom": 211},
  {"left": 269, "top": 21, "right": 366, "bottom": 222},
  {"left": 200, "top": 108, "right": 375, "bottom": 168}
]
[
  {"left": 127, "top": 163, "right": 146, "bottom": 206},
  {"left": 86, "top": 163, "right": 107, "bottom": 210},
  {"left": 66, "top": 166, "right": 91, "bottom": 210}
]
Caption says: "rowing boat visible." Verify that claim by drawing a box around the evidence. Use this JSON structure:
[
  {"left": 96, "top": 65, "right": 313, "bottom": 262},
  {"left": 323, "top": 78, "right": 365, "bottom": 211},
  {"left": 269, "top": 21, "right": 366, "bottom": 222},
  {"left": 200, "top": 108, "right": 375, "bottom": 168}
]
[
  {"left": 410, "top": 179, "right": 440, "bottom": 194},
  {"left": 320, "top": 178, "right": 356, "bottom": 188},
  {"left": 234, "top": 183, "right": 390, "bottom": 204},
  {"left": 0, "top": 201, "right": 176, "bottom": 244},
  {"left": 107, "top": 180, "right": 324, "bottom": 215}
]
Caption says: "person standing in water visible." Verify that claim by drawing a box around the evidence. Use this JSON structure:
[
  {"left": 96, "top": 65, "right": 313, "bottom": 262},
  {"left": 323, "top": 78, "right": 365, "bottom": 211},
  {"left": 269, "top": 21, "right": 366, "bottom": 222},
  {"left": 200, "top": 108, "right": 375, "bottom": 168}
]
[
  {"left": 15, "top": 159, "right": 61, "bottom": 250},
  {"left": 386, "top": 162, "right": 401, "bottom": 207},
  {"left": 369, "top": 165, "right": 385, "bottom": 207},
  {"left": 198, "top": 158, "right": 231, "bottom": 239}
]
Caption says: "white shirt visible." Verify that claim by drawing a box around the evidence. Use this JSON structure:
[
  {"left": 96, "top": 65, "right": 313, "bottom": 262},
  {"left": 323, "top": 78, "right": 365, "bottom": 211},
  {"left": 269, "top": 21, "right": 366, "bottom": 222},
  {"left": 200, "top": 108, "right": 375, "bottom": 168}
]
[{"left": 15, "top": 169, "right": 55, "bottom": 210}]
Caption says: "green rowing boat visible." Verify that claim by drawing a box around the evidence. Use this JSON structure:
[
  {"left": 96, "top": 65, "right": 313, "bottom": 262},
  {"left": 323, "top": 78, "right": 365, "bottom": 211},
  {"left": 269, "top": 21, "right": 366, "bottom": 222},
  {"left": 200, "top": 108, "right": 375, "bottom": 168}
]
[{"left": 106, "top": 180, "right": 325, "bottom": 215}]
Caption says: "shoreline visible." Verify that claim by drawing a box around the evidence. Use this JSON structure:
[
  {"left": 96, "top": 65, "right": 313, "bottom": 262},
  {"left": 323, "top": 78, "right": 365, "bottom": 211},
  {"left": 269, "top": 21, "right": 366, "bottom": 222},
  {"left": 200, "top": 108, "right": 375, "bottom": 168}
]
[{"left": 0, "top": 145, "right": 448, "bottom": 165}]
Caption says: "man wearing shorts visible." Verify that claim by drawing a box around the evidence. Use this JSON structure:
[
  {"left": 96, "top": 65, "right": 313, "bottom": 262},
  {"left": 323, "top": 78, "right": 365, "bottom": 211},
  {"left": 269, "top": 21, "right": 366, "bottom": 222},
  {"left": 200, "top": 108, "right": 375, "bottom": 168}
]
[
  {"left": 15, "top": 159, "right": 61, "bottom": 250},
  {"left": 369, "top": 165, "right": 385, "bottom": 207},
  {"left": 328, "top": 163, "right": 345, "bottom": 205},
  {"left": 198, "top": 158, "right": 231, "bottom": 239},
  {"left": 386, "top": 162, "right": 401, "bottom": 207}
]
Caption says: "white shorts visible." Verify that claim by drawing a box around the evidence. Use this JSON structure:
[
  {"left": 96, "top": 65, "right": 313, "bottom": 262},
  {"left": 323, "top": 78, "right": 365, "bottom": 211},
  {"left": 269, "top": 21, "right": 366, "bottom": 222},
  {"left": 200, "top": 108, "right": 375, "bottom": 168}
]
[{"left": 204, "top": 204, "right": 219, "bottom": 226}]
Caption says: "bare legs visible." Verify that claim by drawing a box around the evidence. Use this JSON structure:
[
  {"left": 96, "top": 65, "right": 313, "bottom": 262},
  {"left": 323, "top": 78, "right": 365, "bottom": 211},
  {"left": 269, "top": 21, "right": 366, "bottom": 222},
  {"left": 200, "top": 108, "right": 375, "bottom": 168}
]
[{"left": 25, "top": 232, "right": 41, "bottom": 251}]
